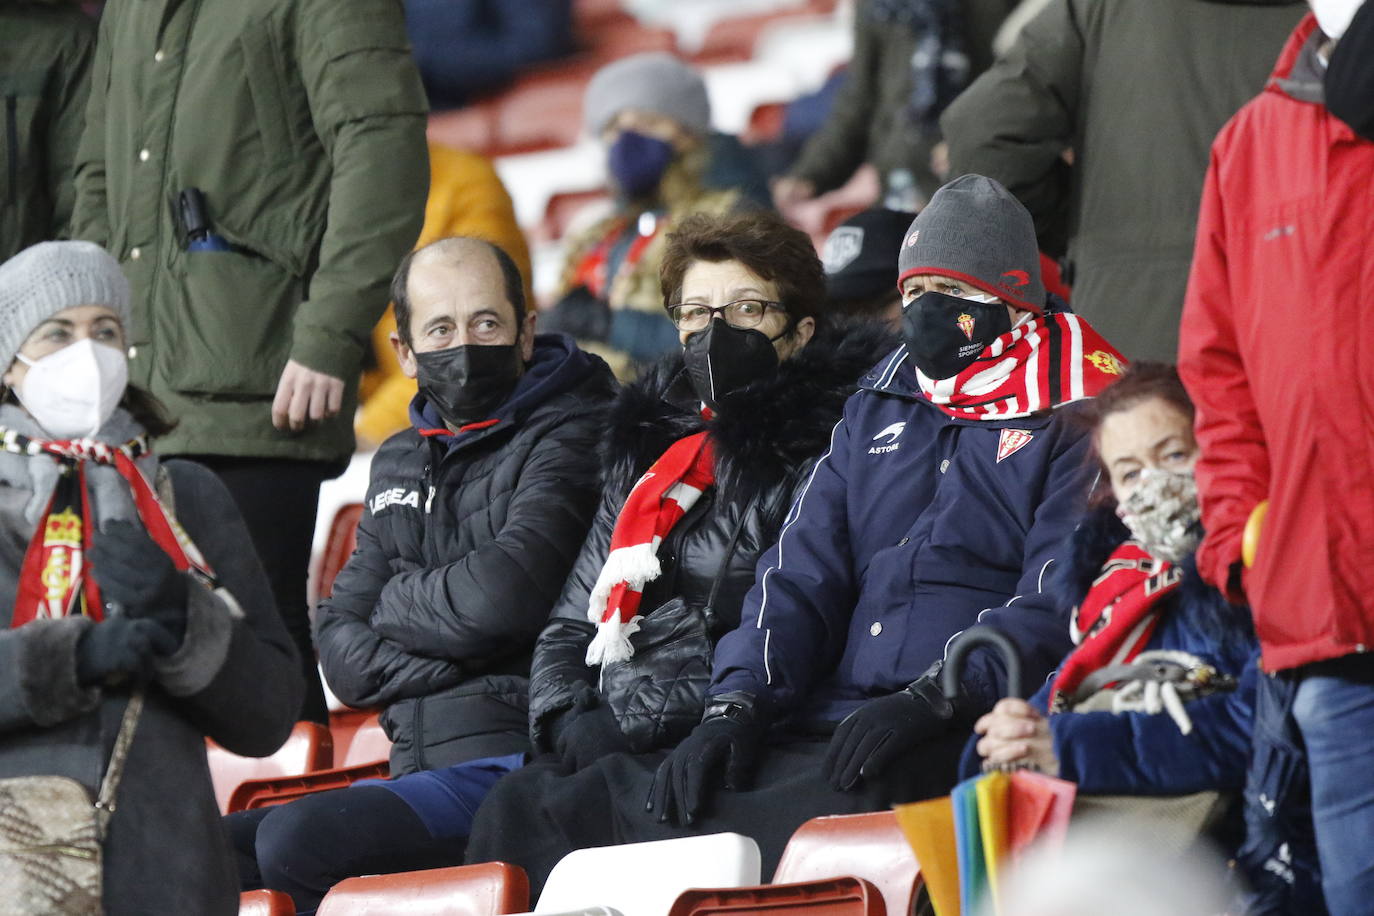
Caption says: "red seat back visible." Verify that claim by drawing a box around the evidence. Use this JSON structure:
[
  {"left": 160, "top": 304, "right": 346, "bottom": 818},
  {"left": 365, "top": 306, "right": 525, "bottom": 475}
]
[
  {"left": 207, "top": 721, "right": 333, "bottom": 814},
  {"left": 239, "top": 889, "right": 295, "bottom": 916},
  {"left": 773, "top": 813, "right": 920, "bottom": 916},
  {"left": 315, "top": 502, "right": 365, "bottom": 602},
  {"left": 316, "top": 862, "right": 530, "bottom": 916},
  {"left": 669, "top": 876, "right": 883, "bottom": 916}
]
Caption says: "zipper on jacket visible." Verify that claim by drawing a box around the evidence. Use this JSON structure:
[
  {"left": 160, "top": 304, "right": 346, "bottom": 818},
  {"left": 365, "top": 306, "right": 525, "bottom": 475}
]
[{"left": 4, "top": 96, "right": 17, "bottom": 207}]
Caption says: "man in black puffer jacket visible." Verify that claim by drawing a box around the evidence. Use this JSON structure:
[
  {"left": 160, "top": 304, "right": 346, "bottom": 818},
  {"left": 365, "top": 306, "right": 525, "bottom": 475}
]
[{"left": 228, "top": 237, "right": 616, "bottom": 913}]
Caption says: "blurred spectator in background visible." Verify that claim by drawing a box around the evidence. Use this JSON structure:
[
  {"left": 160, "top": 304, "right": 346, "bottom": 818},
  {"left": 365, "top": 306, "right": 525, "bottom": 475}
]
[
  {"left": 1179, "top": 5, "right": 1374, "bottom": 912},
  {"left": 819, "top": 207, "right": 914, "bottom": 330},
  {"left": 465, "top": 211, "right": 890, "bottom": 893},
  {"left": 357, "top": 143, "right": 533, "bottom": 450},
  {"left": 70, "top": 0, "right": 431, "bottom": 723},
  {"left": 0, "top": 0, "right": 94, "bottom": 260},
  {"left": 771, "top": 0, "right": 1015, "bottom": 215},
  {"left": 972, "top": 364, "right": 1260, "bottom": 864},
  {"left": 404, "top": 0, "right": 573, "bottom": 111},
  {"left": 541, "top": 52, "right": 766, "bottom": 378},
  {"left": 234, "top": 238, "right": 615, "bottom": 913},
  {"left": 0, "top": 241, "right": 300, "bottom": 914},
  {"left": 941, "top": 0, "right": 1303, "bottom": 362}
]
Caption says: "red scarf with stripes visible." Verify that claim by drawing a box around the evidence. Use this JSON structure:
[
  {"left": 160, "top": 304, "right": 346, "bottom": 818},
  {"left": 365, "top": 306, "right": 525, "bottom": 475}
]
[
  {"left": 584, "top": 430, "right": 715, "bottom": 667},
  {"left": 5, "top": 430, "right": 216, "bottom": 628},
  {"left": 1048, "top": 540, "right": 1184, "bottom": 712},
  {"left": 916, "top": 313, "right": 1126, "bottom": 419}
]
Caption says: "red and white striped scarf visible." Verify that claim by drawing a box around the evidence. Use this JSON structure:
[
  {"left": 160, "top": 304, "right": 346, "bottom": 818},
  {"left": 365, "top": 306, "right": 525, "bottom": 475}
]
[
  {"left": 4, "top": 429, "right": 217, "bottom": 628},
  {"left": 1048, "top": 540, "right": 1183, "bottom": 712},
  {"left": 585, "top": 430, "right": 715, "bottom": 667},
  {"left": 916, "top": 312, "right": 1126, "bottom": 419}
]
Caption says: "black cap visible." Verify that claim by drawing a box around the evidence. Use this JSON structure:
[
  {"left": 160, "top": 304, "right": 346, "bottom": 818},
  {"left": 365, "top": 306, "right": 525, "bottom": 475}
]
[{"left": 822, "top": 208, "right": 917, "bottom": 302}]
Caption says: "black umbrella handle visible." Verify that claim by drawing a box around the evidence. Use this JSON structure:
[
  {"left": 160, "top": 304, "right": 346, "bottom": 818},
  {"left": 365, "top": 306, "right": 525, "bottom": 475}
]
[{"left": 941, "top": 629, "right": 1025, "bottom": 701}]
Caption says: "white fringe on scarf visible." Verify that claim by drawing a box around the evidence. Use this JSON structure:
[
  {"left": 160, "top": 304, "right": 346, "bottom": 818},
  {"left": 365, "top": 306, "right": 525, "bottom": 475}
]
[{"left": 584, "top": 539, "right": 662, "bottom": 666}]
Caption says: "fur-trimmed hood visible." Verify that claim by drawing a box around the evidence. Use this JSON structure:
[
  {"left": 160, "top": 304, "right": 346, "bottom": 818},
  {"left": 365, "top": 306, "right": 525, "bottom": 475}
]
[
  {"left": 1061, "top": 503, "right": 1254, "bottom": 656},
  {"left": 602, "top": 321, "right": 896, "bottom": 502}
]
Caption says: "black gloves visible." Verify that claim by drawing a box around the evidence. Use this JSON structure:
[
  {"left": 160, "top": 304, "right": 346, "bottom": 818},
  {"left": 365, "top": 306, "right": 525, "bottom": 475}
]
[
  {"left": 75, "top": 616, "right": 180, "bottom": 686},
  {"left": 823, "top": 670, "right": 961, "bottom": 792},
  {"left": 648, "top": 693, "right": 765, "bottom": 826},
  {"left": 551, "top": 684, "right": 632, "bottom": 772},
  {"left": 90, "top": 520, "right": 189, "bottom": 646}
]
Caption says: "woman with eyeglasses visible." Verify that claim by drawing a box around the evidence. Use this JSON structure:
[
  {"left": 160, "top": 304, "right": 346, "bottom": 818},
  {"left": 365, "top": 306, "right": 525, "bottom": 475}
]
[
  {"left": 0, "top": 241, "right": 300, "bottom": 913},
  {"left": 462, "top": 209, "right": 891, "bottom": 892}
]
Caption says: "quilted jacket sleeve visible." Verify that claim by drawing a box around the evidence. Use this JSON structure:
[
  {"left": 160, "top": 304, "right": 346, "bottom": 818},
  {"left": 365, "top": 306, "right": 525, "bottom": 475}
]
[
  {"left": 1178, "top": 144, "right": 1269, "bottom": 603},
  {"left": 368, "top": 413, "right": 602, "bottom": 667},
  {"left": 313, "top": 498, "right": 468, "bottom": 709}
]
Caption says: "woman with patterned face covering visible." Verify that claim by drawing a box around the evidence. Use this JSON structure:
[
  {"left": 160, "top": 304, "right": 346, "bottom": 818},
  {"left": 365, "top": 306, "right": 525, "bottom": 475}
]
[
  {"left": 0, "top": 241, "right": 300, "bottom": 914},
  {"left": 970, "top": 364, "right": 1288, "bottom": 900}
]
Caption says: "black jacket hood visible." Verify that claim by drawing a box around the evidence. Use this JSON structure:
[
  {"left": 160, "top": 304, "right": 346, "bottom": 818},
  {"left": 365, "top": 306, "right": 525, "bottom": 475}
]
[{"left": 601, "top": 321, "right": 897, "bottom": 503}]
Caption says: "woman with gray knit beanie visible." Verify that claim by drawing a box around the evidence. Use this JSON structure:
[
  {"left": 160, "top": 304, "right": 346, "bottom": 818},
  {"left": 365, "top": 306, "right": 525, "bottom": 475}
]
[{"left": 0, "top": 240, "right": 302, "bottom": 914}]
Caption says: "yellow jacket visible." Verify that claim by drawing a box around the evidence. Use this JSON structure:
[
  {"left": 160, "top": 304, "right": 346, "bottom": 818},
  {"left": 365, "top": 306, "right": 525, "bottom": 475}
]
[{"left": 356, "top": 143, "right": 533, "bottom": 447}]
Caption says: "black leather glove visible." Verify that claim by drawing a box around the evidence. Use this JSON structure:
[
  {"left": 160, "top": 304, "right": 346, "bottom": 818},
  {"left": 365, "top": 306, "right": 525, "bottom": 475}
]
[
  {"left": 648, "top": 693, "right": 764, "bottom": 826},
  {"left": 75, "top": 616, "right": 180, "bottom": 686},
  {"left": 551, "top": 684, "right": 632, "bottom": 772},
  {"left": 823, "top": 671, "right": 961, "bottom": 791},
  {"left": 90, "top": 520, "right": 189, "bottom": 646}
]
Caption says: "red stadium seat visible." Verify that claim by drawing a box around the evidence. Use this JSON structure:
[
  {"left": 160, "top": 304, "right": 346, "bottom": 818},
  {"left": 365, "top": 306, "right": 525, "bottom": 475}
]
[
  {"left": 239, "top": 889, "right": 295, "bottom": 916},
  {"left": 493, "top": 69, "right": 595, "bottom": 156},
  {"left": 314, "top": 502, "right": 364, "bottom": 602},
  {"left": 227, "top": 714, "right": 392, "bottom": 813},
  {"left": 694, "top": 11, "right": 827, "bottom": 65},
  {"left": 772, "top": 812, "right": 922, "bottom": 916},
  {"left": 669, "top": 877, "right": 884, "bottom": 916},
  {"left": 428, "top": 104, "right": 498, "bottom": 156},
  {"left": 538, "top": 188, "right": 612, "bottom": 244},
  {"left": 743, "top": 101, "right": 788, "bottom": 146},
  {"left": 315, "top": 862, "right": 530, "bottom": 916},
  {"left": 207, "top": 721, "right": 334, "bottom": 814}
]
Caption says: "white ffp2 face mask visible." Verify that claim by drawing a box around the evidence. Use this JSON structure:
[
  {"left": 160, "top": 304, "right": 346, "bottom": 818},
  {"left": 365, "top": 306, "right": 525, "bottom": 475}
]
[
  {"left": 15, "top": 338, "right": 129, "bottom": 439},
  {"left": 1312, "top": 0, "right": 1366, "bottom": 40}
]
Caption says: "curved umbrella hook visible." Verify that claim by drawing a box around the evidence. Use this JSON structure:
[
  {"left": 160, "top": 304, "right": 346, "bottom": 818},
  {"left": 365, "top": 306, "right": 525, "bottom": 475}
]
[{"left": 941, "top": 629, "right": 1025, "bottom": 701}]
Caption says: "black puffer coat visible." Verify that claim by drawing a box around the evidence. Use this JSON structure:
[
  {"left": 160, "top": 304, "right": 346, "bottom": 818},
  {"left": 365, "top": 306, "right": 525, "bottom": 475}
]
[
  {"left": 315, "top": 336, "right": 616, "bottom": 775},
  {"left": 528, "top": 323, "right": 893, "bottom": 753}
]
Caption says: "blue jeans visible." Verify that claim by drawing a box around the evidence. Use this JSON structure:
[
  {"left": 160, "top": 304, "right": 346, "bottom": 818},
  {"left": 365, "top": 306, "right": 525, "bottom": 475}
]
[{"left": 1241, "top": 653, "right": 1374, "bottom": 914}]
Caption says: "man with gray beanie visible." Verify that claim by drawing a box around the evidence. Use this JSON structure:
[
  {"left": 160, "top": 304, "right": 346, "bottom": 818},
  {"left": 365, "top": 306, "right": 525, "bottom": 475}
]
[
  {"left": 638, "top": 174, "right": 1126, "bottom": 875},
  {"left": 541, "top": 51, "right": 765, "bottom": 377}
]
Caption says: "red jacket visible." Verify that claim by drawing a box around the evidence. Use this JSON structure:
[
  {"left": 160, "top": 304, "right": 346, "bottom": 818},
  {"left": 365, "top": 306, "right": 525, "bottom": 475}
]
[{"left": 1179, "top": 15, "right": 1374, "bottom": 672}]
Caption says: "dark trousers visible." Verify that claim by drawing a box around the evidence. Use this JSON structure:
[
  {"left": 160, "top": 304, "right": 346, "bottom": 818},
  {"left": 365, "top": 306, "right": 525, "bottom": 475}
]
[
  {"left": 199, "top": 456, "right": 336, "bottom": 724},
  {"left": 228, "top": 785, "right": 468, "bottom": 915},
  {"left": 465, "top": 732, "right": 966, "bottom": 898}
]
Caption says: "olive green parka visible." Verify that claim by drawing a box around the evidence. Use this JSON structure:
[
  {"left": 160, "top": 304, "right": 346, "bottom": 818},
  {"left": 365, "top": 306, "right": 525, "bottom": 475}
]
[
  {"left": 0, "top": 0, "right": 94, "bottom": 260},
  {"left": 71, "top": 0, "right": 430, "bottom": 462}
]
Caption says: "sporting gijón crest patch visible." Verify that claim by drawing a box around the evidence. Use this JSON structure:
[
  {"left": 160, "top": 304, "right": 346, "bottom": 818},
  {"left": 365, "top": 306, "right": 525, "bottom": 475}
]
[{"left": 996, "top": 429, "right": 1034, "bottom": 463}]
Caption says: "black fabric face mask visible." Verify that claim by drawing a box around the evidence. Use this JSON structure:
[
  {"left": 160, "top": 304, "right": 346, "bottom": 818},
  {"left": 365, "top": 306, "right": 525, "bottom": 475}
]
[
  {"left": 415, "top": 343, "right": 521, "bottom": 427},
  {"left": 1326, "top": 2, "right": 1374, "bottom": 141},
  {"left": 682, "top": 320, "right": 780, "bottom": 410},
  {"left": 902, "top": 290, "right": 1011, "bottom": 380}
]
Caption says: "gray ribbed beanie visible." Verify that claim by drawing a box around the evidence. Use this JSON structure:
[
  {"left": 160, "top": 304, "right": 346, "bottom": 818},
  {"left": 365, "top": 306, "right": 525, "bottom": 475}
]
[
  {"left": 583, "top": 52, "right": 711, "bottom": 138},
  {"left": 897, "top": 174, "right": 1046, "bottom": 312},
  {"left": 0, "top": 241, "right": 131, "bottom": 370}
]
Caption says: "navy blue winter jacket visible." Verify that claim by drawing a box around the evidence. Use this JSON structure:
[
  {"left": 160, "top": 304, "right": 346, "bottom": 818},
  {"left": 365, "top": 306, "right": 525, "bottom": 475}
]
[
  {"left": 708, "top": 343, "right": 1097, "bottom": 725},
  {"left": 960, "top": 509, "right": 1259, "bottom": 795}
]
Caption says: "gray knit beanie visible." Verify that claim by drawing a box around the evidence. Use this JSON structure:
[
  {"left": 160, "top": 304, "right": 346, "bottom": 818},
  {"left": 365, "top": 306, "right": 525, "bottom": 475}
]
[
  {"left": 0, "top": 241, "right": 132, "bottom": 370},
  {"left": 897, "top": 174, "right": 1046, "bottom": 313},
  {"left": 583, "top": 52, "right": 712, "bottom": 138}
]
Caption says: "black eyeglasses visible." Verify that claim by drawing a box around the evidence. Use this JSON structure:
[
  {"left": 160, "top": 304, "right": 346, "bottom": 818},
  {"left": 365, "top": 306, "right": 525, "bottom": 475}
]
[{"left": 666, "top": 299, "right": 785, "bottom": 332}]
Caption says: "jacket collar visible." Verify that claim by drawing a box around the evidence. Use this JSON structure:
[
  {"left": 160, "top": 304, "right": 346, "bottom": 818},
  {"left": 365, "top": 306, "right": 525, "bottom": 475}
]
[{"left": 1269, "top": 15, "right": 1325, "bottom": 104}]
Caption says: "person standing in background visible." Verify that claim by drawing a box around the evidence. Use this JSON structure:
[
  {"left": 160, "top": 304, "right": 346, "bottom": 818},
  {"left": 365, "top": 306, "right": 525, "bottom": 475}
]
[
  {"left": 0, "top": 0, "right": 94, "bottom": 260},
  {"left": 70, "top": 0, "right": 431, "bottom": 723},
  {"left": 1179, "top": 4, "right": 1374, "bottom": 911},
  {"left": 941, "top": 0, "right": 1303, "bottom": 362},
  {"left": 772, "top": 0, "right": 1015, "bottom": 214}
]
